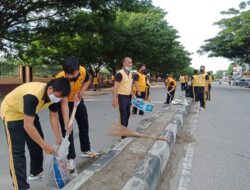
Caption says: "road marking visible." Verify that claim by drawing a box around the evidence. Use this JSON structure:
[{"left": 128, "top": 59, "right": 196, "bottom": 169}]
[
  {"left": 178, "top": 104, "right": 199, "bottom": 190},
  {"left": 178, "top": 143, "right": 195, "bottom": 190}
]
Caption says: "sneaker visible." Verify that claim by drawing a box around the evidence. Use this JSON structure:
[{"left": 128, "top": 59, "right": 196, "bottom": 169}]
[
  {"left": 199, "top": 107, "right": 204, "bottom": 111},
  {"left": 67, "top": 159, "right": 76, "bottom": 173},
  {"left": 81, "top": 150, "right": 99, "bottom": 158},
  {"left": 28, "top": 171, "right": 43, "bottom": 181}
]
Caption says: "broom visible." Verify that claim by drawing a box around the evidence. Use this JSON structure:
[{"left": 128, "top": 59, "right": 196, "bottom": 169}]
[{"left": 109, "top": 123, "right": 168, "bottom": 142}]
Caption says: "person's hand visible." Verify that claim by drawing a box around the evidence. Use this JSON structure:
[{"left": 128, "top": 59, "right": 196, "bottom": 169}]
[
  {"left": 43, "top": 143, "right": 57, "bottom": 156},
  {"left": 112, "top": 98, "right": 118, "bottom": 108},
  {"left": 65, "top": 124, "right": 73, "bottom": 134},
  {"left": 74, "top": 92, "right": 81, "bottom": 103},
  {"left": 205, "top": 87, "right": 208, "bottom": 92},
  {"left": 56, "top": 136, "right": 62, "bottom": 145},
  {"left": 137, "top": 91, "right": 141, "bottom": 96},
  {"left": 132, "top": 93, "right": 136, "bottom": 99}
]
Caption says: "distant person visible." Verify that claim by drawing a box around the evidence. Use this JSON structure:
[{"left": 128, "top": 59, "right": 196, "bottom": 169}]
[
  {"left": 206, "top": 72, "right": 212, "bottom": 100},
  {"left": 145, "top": 69, "right": 151, "bottom": 102},
  {"left": 93, "top": 74, "right": 98, "bottom": 91},
  {"left": 112, "top": 57, "right": 134, "bottom": 139},
  {"left": 0, "top": 78, "right": 71, "bottom": 190},
  {"left": 164, "top": 75, "right": 176, "bottom": 104},
  {"left": 196, "top": 66, "right": 209, "bottom": 110},
  {"left": 191, "top": 69, "right": 199, "bottom": 102},
  {"left": 179, "top": 74, "right": 186, "bottom": 91},
  {"left": 132, "top": 64, "right": 147, "bottom": 116}
]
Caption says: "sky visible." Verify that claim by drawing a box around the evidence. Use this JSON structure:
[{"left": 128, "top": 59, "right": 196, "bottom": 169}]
[{"left": 152, "top": 0, "right": 241, "bottom": 73}]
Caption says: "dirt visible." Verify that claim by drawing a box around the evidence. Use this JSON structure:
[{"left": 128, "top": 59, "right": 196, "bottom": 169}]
[{"left": 80, "top": 107, "right": 178, "bottom": 190}]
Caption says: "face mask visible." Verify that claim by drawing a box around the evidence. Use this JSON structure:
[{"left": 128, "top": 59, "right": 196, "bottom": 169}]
[
  {"left": 48, "top": 93, "right": 62, "bottom": 103},
  {"left": 141, "top": 70, "right": 145, "bottom": 73},
  {"left": 125, "top": 67, "right": 132, "bottom": 72},
  {"left": 69, "top": 73, "right": 80, "bottom": 82},
  {"left": 200, "top": 69, "right": 204, "bottom": 73}
]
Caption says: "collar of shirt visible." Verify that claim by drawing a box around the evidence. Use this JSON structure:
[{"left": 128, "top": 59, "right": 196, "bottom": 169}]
[{"left": 123, "top": 68, "right": 130, "bottom": 75}]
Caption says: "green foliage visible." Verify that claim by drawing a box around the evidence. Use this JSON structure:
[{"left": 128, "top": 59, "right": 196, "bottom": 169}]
[
  {"left": 199, "top": 1, "right": 250, "bottom": 64},
  {"left": 1, "top": 0, "right": 191, "bottom": 77}
]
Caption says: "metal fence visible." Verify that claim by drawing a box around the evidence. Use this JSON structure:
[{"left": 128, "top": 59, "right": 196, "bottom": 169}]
[
  {"left": 0, "top": 64, "right": 20, "bottom": 78},
  {"left": 33, "top": 65, "right": 61, "bottom": 78}
]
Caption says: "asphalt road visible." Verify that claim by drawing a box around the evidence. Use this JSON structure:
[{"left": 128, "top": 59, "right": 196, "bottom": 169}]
[
  {"left": 0, "top": 85, "right": 170, "bottom": 189},
  {"left": 158, "top": 83, "right": 250, "bottom": 190}
]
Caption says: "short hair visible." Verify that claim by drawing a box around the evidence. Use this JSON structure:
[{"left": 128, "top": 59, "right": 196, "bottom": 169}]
[
  {"left": 138, "top": 64, "right": 146, "bottom": 69},
  {"left": 46, "top": 77, "right": 71, "bottom": 97},
  {"left": 63, "top": 57, "right": 80, "bottom": 74},
  {"left": 122, "top": 57, "right": 132, "bottom": 63}
]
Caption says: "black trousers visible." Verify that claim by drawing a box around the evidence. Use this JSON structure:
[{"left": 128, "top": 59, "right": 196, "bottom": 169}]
[
  {"left": 58, "top": 99, "right": 90, "bottom": 159},
  {"left": 206, "top": 84, "right": 211, "bottom": 100},
  {"left": 118, "top": 94, "right": 131, "bottom": 128},
  {"left": 166, "top": 87, "right": 175, "bottom": 104},
  {"left": 181, "top": 83, "right": 186, "bottom": 91},
  {"left": 196, "top": 86, "right": 206, "bottom": 108},
  {"left": 132, "top": 91, "right": 146, "bottom": 115},
  {"left": 3, "top": 115, "right": 43, "bottom": 190}
]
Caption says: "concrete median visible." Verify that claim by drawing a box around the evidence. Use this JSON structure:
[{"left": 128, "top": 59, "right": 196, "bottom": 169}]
[{"left": 63, "top": 98, "right": 192, "bottom": 190}]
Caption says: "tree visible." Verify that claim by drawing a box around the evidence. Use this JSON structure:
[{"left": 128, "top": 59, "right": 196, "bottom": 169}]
[
  {"left": 199, "top": 1, "right": 250, "bottom": 66},
  {"left": 0, "top": 0, "right": 114, "bottom": 52}
]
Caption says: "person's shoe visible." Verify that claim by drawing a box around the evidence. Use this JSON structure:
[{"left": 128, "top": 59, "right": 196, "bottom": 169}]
[
  {"left": 67, "top": 159, "right": 76, "bottom": 173},
  {"left": 199, "top": 107, "right": 204, "bottom": 111},
  {"left": 81, "top": 150, "right": 99, "bottom": 158},
  {"left": 28, "top": 171, "right": 43, "bottom": 181}
]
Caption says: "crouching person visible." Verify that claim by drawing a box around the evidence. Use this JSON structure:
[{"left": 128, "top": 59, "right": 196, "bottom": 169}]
[{"left": 0, "top": 78, "right": 70, "bottom": 190}]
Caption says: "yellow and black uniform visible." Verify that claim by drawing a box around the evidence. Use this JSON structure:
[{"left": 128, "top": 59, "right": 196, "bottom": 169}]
[
  {"left": 165, "top": 77, "right": 177, "bottom": 104},
  {"left": 56, "top": 66, "right": 91, "bottom": 159},
  {"left": 193, "top": 72, "right": 209, "bottom": 108},
  {"left": 115, "top": 68, "right": 133, "bottom": 128},
  {"left": 0, "top": 82, "right": 58, "bottom": 190},
  {"left": 180, "top": 75, "right": 186, "bottom": 91},
  {"left": 192, "top": 74, "right": 199, "bottom": 101},
  {"left": 145, "top": 75, "right": 150, "bottom": 101},
  {"left": 93, "top": 76, "right": 98, "bottom": 91},
  {"left": 206, "top": 75, "right": 212, "bottom": 100},
  {"left": 132, "top": 71, "right": 146, "bottom": 115}
]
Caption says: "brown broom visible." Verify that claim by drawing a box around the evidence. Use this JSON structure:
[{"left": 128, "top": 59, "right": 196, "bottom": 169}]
[{"left": 109, "top": 123, "right": 169, "bottom": 142}]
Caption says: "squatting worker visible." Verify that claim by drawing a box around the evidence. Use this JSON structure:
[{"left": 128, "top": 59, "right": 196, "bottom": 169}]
[
  {"left": 56, "top": 57, "right": 98, "bottom": 173},
  {"left": 165, "top": 75, "right": 177, "bottom": 104},
  {"left": 206, "top": 72, "right": 212, "bottom": 100},
  {"left": 132, "top": 64, "right": 147, "bottom": 116},
  {"left": 112, "top": 57, "right": 134, "bottom": 138},
  {"left": 0, "top": 78, "right": 71, "bottom": 190},
  {"left": 196, "top": 66, "right": 209, "bottom": 110},
  {"left": 179, "top": 74, "right": 186, "bottom": 91},
  {"left": 192, "top": 69, "right": 199, "bottom": 102}
]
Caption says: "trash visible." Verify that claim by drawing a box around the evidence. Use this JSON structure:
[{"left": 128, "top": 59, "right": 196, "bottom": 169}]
[{"left": 132, "top": 98, "right": 154, "bottom": 112}]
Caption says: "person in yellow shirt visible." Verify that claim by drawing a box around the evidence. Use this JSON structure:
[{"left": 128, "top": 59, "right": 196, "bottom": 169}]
[
  {"left": 191, "top": 69, "right": 199, "bottom": 102},
  {"left": 164, "top": 75, "right": 177, "bottom": 104},
  {"left": 56, "top": 57, "right": 98, "bottom": 173},
  {"left": 93, "top": 74, "right": 98, "bottom": 91},
  {"left": 0, "top": 78, "right": 71, "bottom": 190},
  {"left": 145, "top": 69, "right": 151, "bottom": 102},
  {"left": 206, "top": 72, "right": 212, "bottom": 100},
  {"left": 179, "top": 74, "right": 186, "bottom": 91},
  {"left": 196, "top": 66, "right": 209, "bottom": 110},
  {"left": 112, "top": 57, "right": 134, "bottom": 138},
  {"left": 132, "top": 64, "right": 147, "bottom": 115},
  {"left": 111, "top": 75, "right": 115, "bottom": 85}
]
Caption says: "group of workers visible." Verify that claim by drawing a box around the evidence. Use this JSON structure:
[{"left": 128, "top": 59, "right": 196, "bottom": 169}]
[{"left": 0, "top": 55, "right": 212, "bottom": 189}]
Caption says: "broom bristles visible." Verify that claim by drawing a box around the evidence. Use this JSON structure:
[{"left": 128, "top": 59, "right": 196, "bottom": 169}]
[{"left": 109, "top": 123, "right": 168, "bottom": 142}]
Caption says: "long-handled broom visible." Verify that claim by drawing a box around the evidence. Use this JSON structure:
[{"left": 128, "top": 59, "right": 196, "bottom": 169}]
[{"left": 109, "top": 123, "right": 168, "bottom": 142}]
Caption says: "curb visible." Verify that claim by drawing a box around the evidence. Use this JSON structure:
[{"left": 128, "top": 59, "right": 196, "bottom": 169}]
[
  {"left": 121, "top": 99, "right": 192, "bottom": 190},
  {"left": 63, "top": 98, "right": 192, "bottom": 190}
]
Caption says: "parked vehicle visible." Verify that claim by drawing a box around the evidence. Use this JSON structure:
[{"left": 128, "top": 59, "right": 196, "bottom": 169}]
[
  {"left": 239, "top": 78, "right": 250, "bottom": 88},
  {"left": 232, "top": 76, "right": 242, "bottom": 86}
]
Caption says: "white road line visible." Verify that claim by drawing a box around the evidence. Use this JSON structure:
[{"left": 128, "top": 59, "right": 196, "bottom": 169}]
[
  {"left": 178, "top": 143, "right": 195, "bottom": 190},
  {"left": 178, "top": 104, "right": 199, "bottom": 190}
]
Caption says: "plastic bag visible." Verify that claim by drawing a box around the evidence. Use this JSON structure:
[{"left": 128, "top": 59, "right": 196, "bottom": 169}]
[{"left": 43, "top": 138, "right": 71, "bottom": 189}]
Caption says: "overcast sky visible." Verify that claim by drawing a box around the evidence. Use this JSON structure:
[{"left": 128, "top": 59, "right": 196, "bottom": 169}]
[{"left": 152, "top": 0, "right": 240, "bottom": 72}]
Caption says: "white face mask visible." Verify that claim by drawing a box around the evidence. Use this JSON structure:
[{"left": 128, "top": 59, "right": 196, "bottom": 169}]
[
  {"left": 48, "top": 93, "right": 62, "bottom": 103},
  {"left": 125, "top": 67, "right": 132, "bottom": 72}
]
